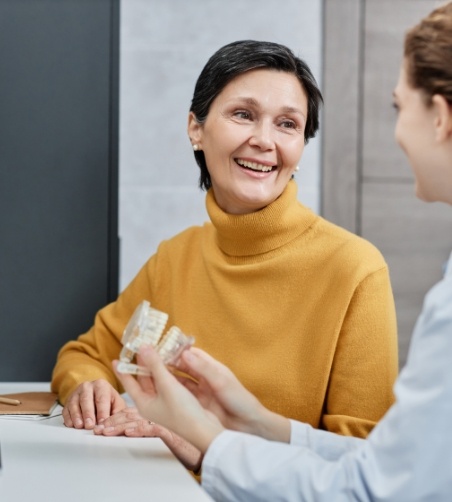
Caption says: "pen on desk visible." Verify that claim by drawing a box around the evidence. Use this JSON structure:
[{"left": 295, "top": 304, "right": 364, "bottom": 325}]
[{"left": 0, "top": 397, "right": 21, "bottom": 406}]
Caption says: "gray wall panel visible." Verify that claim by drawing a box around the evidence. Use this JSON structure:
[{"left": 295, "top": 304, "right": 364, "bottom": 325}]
[
  {"left": 362, "top": 182, "right": 451, "bottom": 361},
  {"left": 362, "top": 0, "right": 437, "bottom": 181},
  {"left": 322, "top": 0, "right": 362, "bottom": 233},
  {"left": 0, "top": 0, "right": 119, "bottom": 381}
]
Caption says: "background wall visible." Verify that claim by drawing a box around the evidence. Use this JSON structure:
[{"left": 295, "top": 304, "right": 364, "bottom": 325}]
[
  {"left": 0, "top": 0, "right": 119, "bottom": 381},
  {"left": 119, "top": 0, "right": 323, "bottom": 289}
]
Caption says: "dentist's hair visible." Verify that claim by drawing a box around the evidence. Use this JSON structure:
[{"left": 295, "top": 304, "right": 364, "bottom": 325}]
[{"left": 404, "top": 2, "right": 452, "bottom": 106}]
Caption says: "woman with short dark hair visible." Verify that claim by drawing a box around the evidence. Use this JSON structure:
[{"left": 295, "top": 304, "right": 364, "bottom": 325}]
[{"left": 53, "top": 39, "right": 398, "bottom": 475}]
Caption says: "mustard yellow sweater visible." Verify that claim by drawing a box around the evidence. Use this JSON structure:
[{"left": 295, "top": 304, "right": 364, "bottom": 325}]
[{"left": 52, "top": 181, "right": 398, "bottom": 438}]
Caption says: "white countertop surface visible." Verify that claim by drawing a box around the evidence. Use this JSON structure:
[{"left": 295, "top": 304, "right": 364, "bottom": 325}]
[{"left": 0, "top": 383, "right": 212, "bottom": 502}]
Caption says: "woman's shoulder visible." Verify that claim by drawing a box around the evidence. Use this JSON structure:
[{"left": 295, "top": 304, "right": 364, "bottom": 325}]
[
  {"left": 312, "top": 215, "right": 388, "bottom": 267},
  {"left": 156, "top": 221, "right": 212, "bottom": 250}
]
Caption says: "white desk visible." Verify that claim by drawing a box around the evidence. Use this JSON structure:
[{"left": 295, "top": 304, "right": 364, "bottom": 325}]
[{"left": 0, "top": 383, "right": 213, "bottom": 502}]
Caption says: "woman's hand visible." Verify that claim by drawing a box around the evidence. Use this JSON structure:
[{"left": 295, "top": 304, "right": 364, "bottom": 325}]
[
  {"left": 113, "top": 346, "right": 225, "bottom": 454},
  {"left": 176, "top": 348, "right": 291, "bottom": 442},
  {"left": 93, "top": 407, "right": 203, "bottom": 471},
  {"left": 62, "top": 379, "right": 126, "bottom": 429}
]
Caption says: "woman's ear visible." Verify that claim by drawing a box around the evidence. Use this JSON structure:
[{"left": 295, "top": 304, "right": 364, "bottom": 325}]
[
  {"left": 187, "top": 112, "right": 203, "bottom": 147},
  {"left": 432, "top": 94, "right": 452, "bottom": 142}
]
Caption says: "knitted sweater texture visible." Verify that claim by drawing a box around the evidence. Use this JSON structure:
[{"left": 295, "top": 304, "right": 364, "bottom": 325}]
[{"left": 52, "top": 181, "right": 398, "bottom": 438}]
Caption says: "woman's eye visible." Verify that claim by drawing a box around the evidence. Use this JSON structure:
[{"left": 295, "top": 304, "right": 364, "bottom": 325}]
[
  {"left": 234, "top": 110, "right": 252, "bottom": 120},
  {"left": 280, "top": 120, "right": 297, "bottom": 129}
]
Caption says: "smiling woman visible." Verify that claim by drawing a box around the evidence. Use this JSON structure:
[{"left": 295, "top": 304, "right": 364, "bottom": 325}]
[
  {"left": 51, "top": 40, "right": 398, "bottom": 476},
  {"left": 188, "top": 69, "right": 307, "bottom": 214}
]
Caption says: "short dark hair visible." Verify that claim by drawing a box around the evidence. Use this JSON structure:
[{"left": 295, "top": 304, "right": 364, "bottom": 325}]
[{"left": 189, "top": 40, "right": 323, "bottom": 190}]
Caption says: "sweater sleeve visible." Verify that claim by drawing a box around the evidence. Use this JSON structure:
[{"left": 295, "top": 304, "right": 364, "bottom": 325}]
[
  {"left": 51, "top": 257, "right": 156, "bottom": 404},
  {"left": 322, "top": 266, "right": 399, "bottom": 437}
]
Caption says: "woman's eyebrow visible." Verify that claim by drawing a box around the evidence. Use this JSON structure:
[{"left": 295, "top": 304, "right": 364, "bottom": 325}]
[
  {"left": 232, "top": 97, "right": 306, "bottom": 117},
  {"left": 232, "top": 96, "right": 259, "bottom": 106},
  {"left": 280, "top": 106, "right": 306, "bottom": 118}
]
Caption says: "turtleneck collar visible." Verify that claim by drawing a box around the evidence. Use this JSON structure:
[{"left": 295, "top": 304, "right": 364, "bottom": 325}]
[{"left": 205, "top": 180, "right": 317, "bottom": 257}]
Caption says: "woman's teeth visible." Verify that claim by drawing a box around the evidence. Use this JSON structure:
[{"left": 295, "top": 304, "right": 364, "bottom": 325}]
[{"left": 236, "top": 159, "right": 274, "bottom": 172}]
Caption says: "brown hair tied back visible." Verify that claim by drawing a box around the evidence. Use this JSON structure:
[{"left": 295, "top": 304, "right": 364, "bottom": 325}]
[{"left": 404, "top": 2, "right": 452, "bottom": 105}]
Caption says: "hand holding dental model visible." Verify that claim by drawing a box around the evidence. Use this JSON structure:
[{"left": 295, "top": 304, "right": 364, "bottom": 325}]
[
  {"left": 93, "top": 301, "right": 203, "bottom": 472},
  {"left": 115, "top": 301, "right": 290, "bottom": 456},
  {"left": 114, "top": 344, "right": 291, "bottom": 457}
]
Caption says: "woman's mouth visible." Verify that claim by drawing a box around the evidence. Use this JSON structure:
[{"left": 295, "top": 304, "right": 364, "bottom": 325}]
[{"left": 235, "top": 159, "right": 276, "bottom": 172}]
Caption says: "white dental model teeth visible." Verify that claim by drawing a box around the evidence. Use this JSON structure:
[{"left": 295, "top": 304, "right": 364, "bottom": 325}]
[
  {"left": 115, "top": 361, "right": 152, "bottom": 376},
  {"left": 119, "top": 300, "right": 168, "bottom": 363},
  {"left": 156, "top": 326, "right": 195, "bottom": 365},
  {"left": 116, "top": 300, "right": 195, "bottom": 376}
]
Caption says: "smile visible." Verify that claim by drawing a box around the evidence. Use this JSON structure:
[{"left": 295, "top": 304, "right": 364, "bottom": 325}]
[{"left": 236, "top": 159, "right": 275, "bottom": 173}]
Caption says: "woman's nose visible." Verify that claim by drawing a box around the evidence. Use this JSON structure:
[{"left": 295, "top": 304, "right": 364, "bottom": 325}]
[{"left": 248, "top": 121, "right": 275, "bottom": 150}]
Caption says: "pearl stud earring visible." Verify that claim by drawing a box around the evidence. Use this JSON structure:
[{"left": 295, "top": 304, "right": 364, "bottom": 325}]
[
  {"left": 295, "top": 165, "right": 300, "bottom": 172},
  {"left": 193, "top": 144, "right": 199, "bottom": 151}
]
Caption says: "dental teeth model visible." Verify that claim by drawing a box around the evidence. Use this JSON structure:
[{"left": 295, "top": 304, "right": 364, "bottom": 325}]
[
  {"left": 116, "top": 300, "right": 194, "bottom": 376},
  {"left": 156, "top": 326, "right": 195, "bottom": 365},
  {"left": 119, "top": 300, "right": 169, "bottom": 363}
]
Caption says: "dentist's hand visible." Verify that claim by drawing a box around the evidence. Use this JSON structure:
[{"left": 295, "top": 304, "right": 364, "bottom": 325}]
[
  {"left": 113, "top": 346, "right": 224, "bottom": 454},
  {"left": 175, "top": 348, "right": 291, "bottom": 442}
]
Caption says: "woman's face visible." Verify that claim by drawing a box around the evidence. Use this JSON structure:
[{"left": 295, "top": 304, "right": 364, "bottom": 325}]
[
  {"left": 188, "top": 69, "right": 308, "bottom": 214},
  {"left": 393, "top": 61, "right": 452, "bottom": 204}
]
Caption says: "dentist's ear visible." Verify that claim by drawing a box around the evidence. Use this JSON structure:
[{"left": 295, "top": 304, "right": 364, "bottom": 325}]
[{"left": 432, "top": 94, "right": 452, "bottom": 142}]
